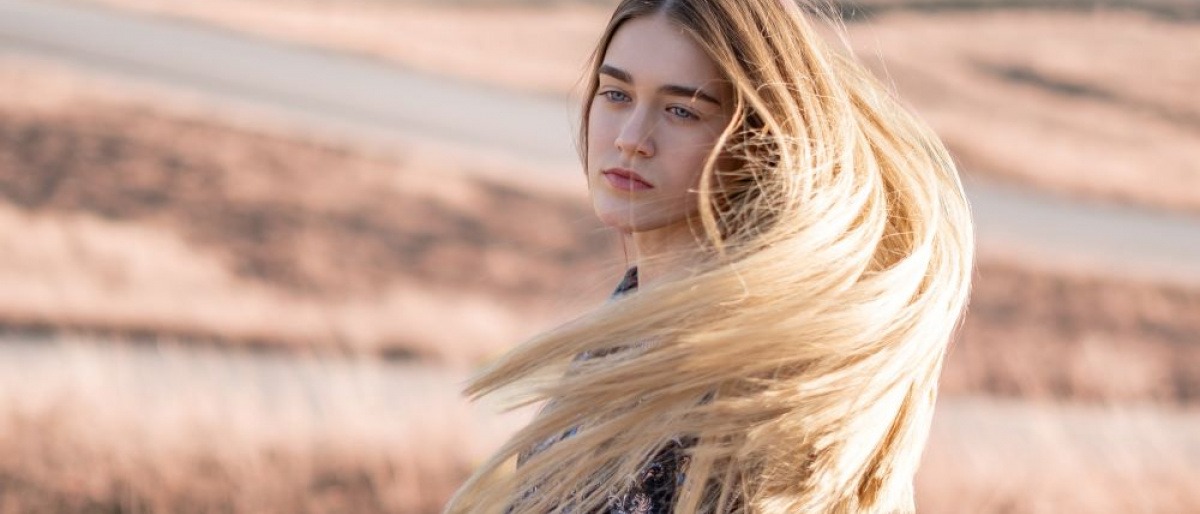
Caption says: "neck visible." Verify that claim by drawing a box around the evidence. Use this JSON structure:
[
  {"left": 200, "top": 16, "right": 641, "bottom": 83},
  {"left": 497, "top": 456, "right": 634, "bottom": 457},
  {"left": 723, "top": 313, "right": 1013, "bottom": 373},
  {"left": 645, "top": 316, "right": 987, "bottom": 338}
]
[{"left": 629, "top": 218, "right": 706, "bottom": 288}]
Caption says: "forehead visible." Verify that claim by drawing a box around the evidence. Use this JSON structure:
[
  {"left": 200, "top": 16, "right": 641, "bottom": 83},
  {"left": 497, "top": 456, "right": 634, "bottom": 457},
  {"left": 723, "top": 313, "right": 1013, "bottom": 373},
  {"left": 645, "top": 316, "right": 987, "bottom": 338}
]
[{"left": 602, "top": 14, "right": 725, "bottom": 88}]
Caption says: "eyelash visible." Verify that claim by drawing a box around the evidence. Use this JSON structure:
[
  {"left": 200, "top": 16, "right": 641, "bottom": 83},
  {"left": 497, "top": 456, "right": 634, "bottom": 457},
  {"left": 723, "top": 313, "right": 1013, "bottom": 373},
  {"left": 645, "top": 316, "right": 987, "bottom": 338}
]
[{"left": 597, "top": 90, "right": 698, "bottom": 120}]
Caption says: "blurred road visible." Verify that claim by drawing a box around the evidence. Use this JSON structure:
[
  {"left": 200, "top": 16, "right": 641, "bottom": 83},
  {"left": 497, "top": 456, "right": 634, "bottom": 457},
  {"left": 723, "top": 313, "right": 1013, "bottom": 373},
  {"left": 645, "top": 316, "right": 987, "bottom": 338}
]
[
  {"left": 1, "top": 0, "right": 1198, "bottom": 283},
  {"left": 0, "top": 0, "right": 575, "bottom": 165}
]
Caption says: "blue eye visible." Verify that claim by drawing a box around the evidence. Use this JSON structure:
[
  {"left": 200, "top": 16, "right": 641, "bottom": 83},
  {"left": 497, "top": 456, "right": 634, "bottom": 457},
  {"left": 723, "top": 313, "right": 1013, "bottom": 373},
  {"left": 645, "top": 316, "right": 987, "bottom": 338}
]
[
  {"left": 668, "top": 106, "right": 697, "bottom": 120},
  {"left": 599, "top": 90, "right": 630, "bottom": 103}
]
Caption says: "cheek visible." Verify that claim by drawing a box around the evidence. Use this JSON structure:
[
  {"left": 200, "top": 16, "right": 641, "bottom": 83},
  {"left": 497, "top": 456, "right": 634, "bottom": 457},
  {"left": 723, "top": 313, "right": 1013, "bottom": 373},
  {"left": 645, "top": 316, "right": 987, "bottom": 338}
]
[
  {"left": 586, "top": 109, "right": 615, "bottom": 162},
  {"left": 664, "top": 133, "right": 719, "bottom": 190}
]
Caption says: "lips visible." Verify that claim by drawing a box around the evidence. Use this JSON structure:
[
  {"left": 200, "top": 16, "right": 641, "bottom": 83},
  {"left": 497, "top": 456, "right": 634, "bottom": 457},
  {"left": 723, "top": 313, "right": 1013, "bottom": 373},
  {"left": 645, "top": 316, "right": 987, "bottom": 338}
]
[{"left": 602, "top": 167, "right": 654, "bottom": 191}]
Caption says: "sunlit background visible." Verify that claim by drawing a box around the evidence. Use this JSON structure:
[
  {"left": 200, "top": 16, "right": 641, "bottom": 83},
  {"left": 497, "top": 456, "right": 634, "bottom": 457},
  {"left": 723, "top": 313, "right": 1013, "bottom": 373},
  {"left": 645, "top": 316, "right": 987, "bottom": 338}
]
[{"left": 0, "top": 0, "right": 1198, "bottom": 512}]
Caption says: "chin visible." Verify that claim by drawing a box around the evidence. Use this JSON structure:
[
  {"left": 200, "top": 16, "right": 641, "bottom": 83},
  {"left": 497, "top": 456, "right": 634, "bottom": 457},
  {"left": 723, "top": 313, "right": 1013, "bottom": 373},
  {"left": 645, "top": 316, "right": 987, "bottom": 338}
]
[
  {"left": 595, "top": 209, "right": 686, "bottom": 235},
  {"left": 594, "top": 210, "right": 638, "bottom": 234}
]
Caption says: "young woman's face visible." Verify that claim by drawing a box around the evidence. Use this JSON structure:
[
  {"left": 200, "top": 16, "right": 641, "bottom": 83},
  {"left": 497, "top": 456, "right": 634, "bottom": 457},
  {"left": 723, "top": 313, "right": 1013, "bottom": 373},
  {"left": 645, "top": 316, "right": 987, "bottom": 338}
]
[{"left": 586, "top": 14, "right": 734, "bottom": 235}]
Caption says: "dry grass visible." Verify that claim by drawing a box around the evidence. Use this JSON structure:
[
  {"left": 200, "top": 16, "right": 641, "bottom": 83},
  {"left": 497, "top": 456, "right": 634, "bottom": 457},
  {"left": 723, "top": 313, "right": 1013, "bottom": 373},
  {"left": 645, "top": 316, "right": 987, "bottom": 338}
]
[
  {"left": 0, "top": 340, "right": 527, "bottom": 514},
  {"left": 948, "top": 258, "right": 1200, "bottom": 405},
  {"left": 917, "top": 396, "right": 1200, "bottom": 513},
  {"left": 848, "top": 10, "right": 1200, "bottom": 213},
  {"left": 72, "top": 0, "right": 1200, "bottom": 213},
  {"left": 1, "top": 341, "right": 1196, "bottom": 513}
]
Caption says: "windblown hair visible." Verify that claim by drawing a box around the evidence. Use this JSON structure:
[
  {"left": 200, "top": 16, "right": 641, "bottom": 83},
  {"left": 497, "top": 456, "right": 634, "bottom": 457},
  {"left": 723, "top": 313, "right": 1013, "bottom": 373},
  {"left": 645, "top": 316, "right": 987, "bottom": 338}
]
[{"left": 446, "top": 0, "right": 973, "bottom": 512}]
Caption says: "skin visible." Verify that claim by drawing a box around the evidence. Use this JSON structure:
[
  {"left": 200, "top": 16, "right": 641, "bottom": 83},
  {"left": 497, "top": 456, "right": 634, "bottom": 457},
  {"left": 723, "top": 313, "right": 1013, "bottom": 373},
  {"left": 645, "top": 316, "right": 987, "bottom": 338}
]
[{"left": 586, "top": 14, "right": 735, "bottom": 287}]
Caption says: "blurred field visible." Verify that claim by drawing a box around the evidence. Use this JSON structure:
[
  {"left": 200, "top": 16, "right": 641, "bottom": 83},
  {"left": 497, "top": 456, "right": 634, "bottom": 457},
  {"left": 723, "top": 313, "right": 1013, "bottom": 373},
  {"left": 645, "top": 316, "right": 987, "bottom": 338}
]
[
  {"left": 3, "top": 2, "right": 1199, "bottom": 513},
  {"left": 4, "top": 55, "right": 1199, "bottom": 399},
  {"left": 0, "top": 340, "right": 525, "bottom": 514},
  {"left": 0, "top": 56, "right": 615, "bottom": 365},
  {"left": 2, "top": 340, "right": 1197, "bottom": 513},
  {"left": 917, "top": 396, "right": 1200, "bottom": 513},
  {"left": 72, "top": 0, "right": 1200, "bottom": 213}
]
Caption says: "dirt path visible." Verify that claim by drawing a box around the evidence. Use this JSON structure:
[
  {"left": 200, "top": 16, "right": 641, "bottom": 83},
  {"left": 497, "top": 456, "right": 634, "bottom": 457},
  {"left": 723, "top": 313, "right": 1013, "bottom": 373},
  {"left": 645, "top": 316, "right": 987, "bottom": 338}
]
[{"left": 2, "top": 0, "right": 1199, "bottom": 285}]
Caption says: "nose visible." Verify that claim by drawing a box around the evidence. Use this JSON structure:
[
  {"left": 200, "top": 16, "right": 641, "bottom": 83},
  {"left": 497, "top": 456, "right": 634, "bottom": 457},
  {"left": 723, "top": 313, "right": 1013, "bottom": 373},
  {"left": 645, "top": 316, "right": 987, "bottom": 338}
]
[{"left": 614, "top": 107, "right": 656, "bottom": 158}]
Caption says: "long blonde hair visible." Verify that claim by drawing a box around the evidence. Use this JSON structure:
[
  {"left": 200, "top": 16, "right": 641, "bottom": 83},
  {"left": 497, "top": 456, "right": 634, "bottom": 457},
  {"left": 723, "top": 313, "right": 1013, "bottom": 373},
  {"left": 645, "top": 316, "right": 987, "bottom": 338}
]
[{"left": 446, "top": 0, "right": 973, "bottom": 512}]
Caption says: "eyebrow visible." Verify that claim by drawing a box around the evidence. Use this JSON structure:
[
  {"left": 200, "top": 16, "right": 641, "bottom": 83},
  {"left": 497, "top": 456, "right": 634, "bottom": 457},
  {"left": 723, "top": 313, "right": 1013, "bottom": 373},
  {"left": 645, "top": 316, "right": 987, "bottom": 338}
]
[{"left": 599, "top": 64, "right": 723, "bottom": 107}]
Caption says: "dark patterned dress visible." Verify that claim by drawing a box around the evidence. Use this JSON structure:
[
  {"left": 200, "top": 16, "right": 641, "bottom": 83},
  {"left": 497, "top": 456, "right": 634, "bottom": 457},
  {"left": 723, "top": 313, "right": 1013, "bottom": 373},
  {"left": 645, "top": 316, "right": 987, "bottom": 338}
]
[{"left": 515, "top": 267, "right": 692, "bottom": 514}]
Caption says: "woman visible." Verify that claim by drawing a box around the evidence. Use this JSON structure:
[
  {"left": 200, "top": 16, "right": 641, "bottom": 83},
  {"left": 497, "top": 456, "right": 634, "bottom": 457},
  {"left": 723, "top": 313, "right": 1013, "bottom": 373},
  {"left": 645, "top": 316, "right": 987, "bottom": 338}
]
[{"left": 447, "top": 0, "right": 973, "bottom": 512}]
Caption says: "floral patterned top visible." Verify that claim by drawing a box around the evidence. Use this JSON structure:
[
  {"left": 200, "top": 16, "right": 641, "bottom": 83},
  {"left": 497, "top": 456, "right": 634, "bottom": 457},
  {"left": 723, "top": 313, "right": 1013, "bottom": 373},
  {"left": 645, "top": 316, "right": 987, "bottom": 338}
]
[{"left": 515, "top": 267, "right": 692, "bottom": 514}]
